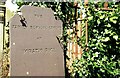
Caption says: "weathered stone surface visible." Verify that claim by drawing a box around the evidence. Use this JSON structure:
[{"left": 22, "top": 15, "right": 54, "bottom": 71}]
[{"left": 10, "top": 5, "right": 64, "bottom": 76}]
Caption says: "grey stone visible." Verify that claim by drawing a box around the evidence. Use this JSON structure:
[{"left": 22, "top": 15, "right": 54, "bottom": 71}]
[{"left": 10, "top": 5, "right": 64, "bottom": 76}]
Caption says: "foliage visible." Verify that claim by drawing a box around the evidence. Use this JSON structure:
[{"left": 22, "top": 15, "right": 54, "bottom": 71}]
[
  {"left": 2, "top": 21, "right": 10, "bottom": 77},
  {"left": 70, "top": 2, "right": 120, "bottom": 77}
]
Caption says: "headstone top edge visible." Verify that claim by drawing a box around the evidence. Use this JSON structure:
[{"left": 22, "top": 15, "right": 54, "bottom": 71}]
[
  {"left": 10, "top": 5, "right": 62, "bottom": 23},
  {"left": 10, "top": 5, "right": 64, "bottom": 76}
]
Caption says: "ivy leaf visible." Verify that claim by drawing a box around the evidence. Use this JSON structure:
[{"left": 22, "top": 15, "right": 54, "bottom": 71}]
[
  {"left": 109, "top": 16, "right": 118, "bottom": 24},
  {"left": 33, "top": 2, "right": 38, "bottom": 6},
  {"left": 100, "top": 15, "right": 105, "bottom": 19},
  {"left": 113, "top": 35, "right": 118, "bottom": 40},
  {"left": 102, "top": 37, "right": 110, "bottom": 42},
  {"left": 93, "top": 29, "right": 97, "bottom": 33},
  {"left": 97, "top": 19, "right": 100, "bottom": 24},
  {"left": 105, "top": 29, "right": 108, "bottom": 34},
  {"left": 100, "top": 69, "right": 105, "bottom": 73},
  {"left": 88, "top": 16, "right": 93, "bottom": 21},
  {"left": 106, "top": 23, "right": 111, "bottom": 27}
]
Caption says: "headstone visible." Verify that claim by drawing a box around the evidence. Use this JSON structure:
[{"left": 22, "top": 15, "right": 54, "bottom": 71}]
[{"left": 10, "top": 5, "right": 64, "bottom": 76}]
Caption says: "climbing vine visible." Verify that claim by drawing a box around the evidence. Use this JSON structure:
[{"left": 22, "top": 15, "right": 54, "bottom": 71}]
[{"left": 70, "top": 2, "right": 120, "bottom": 77}]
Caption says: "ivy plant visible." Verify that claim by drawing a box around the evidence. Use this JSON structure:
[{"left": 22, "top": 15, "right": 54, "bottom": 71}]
[{"left": 70, "top": 2, "right": 120, "bottom": 78}]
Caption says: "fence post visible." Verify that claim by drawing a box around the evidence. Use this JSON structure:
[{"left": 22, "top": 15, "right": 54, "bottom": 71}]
[
  {"left": 84, "top": 0, "right": 88, "bottom": 51},
  {"left": 71, "top": 1, "right": 78, "bottom": 59},
  {"left": 101, "top": 1, "right": 112, "bottom": 11}
]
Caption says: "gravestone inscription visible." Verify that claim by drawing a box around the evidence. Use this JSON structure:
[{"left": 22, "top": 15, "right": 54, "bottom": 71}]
[{"left": 10, "top": 5, "right": 64, "bottom": 76}]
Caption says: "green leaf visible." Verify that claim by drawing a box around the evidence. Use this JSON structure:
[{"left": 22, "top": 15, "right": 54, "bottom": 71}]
[
  {"left": 113, "top": 35, "right": 118, "bottom": 40},
  {"left": 16, "top": 0, "right": 24, "bottom": 6},
  {"left": 102, "top": 37, "right": 110, "bottom": 42},
  {"left": 112, "top": 20, "right": 117, "bottom": 24},
  {"left": 106, "top": 23, "right": 111, "bottom": 27},
  {"left": 93, "top": 29, "right": 97, "bottom": 33},
  {"left": 109, "top": 16, "right": 118, "bottom": 24},
  {"left": 97, "top": 19, "right": 100, "bottom": 24},
  {"left": 105, "top": 29, "right": 108, "bottom": 34},
  {"left": 93, "top": 39, "right": 97, "bottom": 42},
  {"left": 100, "top": 15, "right": 105, "bottom": 19},
  {"left": 100, "top": 68, "right": 105, "bottom": 72},
  {"left": 88, "top": 16, "right": 93, "bottom": 21}
]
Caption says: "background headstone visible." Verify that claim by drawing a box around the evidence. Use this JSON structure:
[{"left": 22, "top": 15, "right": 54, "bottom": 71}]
[{"left": 10, "top": 5, "right": 64, "bottom": 76}]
